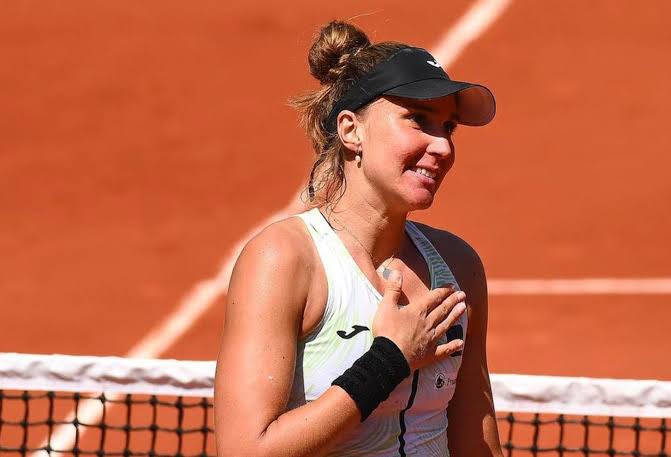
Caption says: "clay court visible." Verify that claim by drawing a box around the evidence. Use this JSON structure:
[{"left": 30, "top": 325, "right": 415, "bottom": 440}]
[{"left": 1, "top": 1, "right": 670, "bottom": 454}]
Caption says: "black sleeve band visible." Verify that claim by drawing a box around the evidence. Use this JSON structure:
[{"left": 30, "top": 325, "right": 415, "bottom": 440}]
[{"left": 332, "top": 336, "right": 411, "bottom": 422}]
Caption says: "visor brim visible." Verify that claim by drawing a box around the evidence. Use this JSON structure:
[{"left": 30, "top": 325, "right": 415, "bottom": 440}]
[{"left": 383, "top": 79, "right": 496, "bottom": 126}]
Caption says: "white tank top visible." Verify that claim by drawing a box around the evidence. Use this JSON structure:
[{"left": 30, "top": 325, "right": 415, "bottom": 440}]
[{"left": 288, "top": 208, "right": 468, "bottom": 457}]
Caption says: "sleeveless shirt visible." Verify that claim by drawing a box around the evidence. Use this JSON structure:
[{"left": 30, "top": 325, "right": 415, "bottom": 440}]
[{"left": 288, "top": 208, "right": 468, "bottom": 457}]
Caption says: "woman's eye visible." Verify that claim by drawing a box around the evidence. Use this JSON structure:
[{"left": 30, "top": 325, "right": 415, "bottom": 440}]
[
  {"left": 407, "top": 114, "right": 457, "bottom": 135},
  {"left": 409, "top": 114, "right": 425, "bottom": 125}
]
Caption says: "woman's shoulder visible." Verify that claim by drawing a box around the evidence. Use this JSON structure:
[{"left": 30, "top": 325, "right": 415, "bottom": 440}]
[
  {"left": 409, "top": 221, "right": 487, "bottom": 299},
  {"left": 230, "top": 215, "right": 325, "bottom": 337},
  {"left": 230, "top": 215, "right": 317, "bottom": 307},
  {"left": 238, "top": 215, "right": 316, "bottom": 273},
  {"left": 410, "top": 221, "right": 483, "bottom": 269}
]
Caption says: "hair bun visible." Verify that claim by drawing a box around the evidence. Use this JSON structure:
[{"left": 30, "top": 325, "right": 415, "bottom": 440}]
[{"left": 308, "top": 20, "right": 370, "bottom": 85}]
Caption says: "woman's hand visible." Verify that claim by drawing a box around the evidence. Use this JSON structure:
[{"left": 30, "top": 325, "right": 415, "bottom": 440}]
[{"left": 372, "top": 270, "right": 466, "bottom": 371}]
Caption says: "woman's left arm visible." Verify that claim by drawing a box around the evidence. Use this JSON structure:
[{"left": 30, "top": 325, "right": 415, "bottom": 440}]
[{"left": 435, "top": 233, "right": 503, "bottom": 457}]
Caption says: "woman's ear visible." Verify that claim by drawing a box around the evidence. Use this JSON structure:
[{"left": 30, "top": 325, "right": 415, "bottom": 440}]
[{"left": 336, "top": 110, "right": 361, "bottom": 153}]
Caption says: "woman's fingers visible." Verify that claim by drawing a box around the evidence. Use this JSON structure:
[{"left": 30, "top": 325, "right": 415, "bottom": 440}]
[
  {"left": 432, "top": 301, "right": 466, "bottom": 339},
  {"left": 416, "top": 284, "right": 455, "bottom": 315},
  {"left": 433, "top": 338, "right": 465, "bottom": 359},
  {"left": 426, "top": 290, "right": 465, "bottom": 329},
  {"left": 376, "top": 281, "right": 465, "bottom": 371},
  {"left": 380, "top": 270, "right": 403, "bottom": 308}
]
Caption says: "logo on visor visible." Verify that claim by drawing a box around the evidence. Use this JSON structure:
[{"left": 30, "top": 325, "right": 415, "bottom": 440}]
[{"left": 427, "top": 60, "right": 441, "bottom": 68}]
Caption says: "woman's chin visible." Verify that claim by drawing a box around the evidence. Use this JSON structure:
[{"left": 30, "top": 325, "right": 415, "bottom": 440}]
[
  {"left": 410, "top": 200, "right": 434, "bottom": 211},
  {"left": 394, "top": 176, "right": 440, "bottom": 211},
  {"left": 404, "top": 190, "right": 435, "bottom": 211},
  {"left": 382, "top": 185, "right": 437, "bottom": 212}
]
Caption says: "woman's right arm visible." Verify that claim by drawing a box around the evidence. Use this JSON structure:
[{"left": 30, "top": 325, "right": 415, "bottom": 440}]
[
  {"left": 214, "top": 221, "right": 362, "bottom": 457},
  {"left": 214, "top": 220, "right": 466, "bottom": 457}
]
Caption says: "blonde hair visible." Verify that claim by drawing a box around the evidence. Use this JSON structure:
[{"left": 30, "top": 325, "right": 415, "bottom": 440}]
[{"left": 290, "top": 21, "right": 408, "bottom": 209}]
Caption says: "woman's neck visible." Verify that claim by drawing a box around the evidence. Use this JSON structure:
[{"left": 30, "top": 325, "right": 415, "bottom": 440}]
[{"left": 321, "top": 188, "right": 408, "bottom": 267}]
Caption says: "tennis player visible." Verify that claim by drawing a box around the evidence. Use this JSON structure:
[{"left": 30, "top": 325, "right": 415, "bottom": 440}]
[{"left": 215, "top": 20, "right": 503, "bottom": 457}]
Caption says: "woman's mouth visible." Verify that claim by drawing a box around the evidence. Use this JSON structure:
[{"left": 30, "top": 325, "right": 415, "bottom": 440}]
[
  {"left": 409, "top": 166, "right": 438, "bottom": 179},
  {"left": 408, "top": 167, "right": 438, "bottom": 190}
]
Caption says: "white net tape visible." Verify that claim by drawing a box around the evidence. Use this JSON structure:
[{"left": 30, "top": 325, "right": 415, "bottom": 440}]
[{"left": 1, "top": 352, "right": 670, "bottom": 418}]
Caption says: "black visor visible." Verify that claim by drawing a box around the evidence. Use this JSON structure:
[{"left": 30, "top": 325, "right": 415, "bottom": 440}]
[{"left": 325, "top": 47, "right": 496, "bottom": 133}]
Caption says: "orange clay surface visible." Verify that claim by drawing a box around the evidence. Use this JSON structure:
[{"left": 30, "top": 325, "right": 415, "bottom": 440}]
[{"left": 2, "top": 0, "right": 670, "bottom": 382}]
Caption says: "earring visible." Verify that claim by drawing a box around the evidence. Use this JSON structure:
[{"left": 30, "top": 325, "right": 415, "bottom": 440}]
[{"left": 355, "top": 147, "right": 362, "bottom": 167}]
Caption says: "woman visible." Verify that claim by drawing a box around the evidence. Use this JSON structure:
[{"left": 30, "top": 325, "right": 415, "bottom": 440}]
[{"left": 215, "top": 20, "right": 502, "bottom": 457}]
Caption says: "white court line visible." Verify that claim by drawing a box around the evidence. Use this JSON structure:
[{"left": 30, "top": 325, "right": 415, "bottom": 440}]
[
  {"left": 432, "top": 0, "right": 512, "bottom": 65},
  {"left": 488, "top": 278, "right": 671, "bottom": 295},
  {"left": 28, "top": 1, "right": 507, "bottom": 455}
]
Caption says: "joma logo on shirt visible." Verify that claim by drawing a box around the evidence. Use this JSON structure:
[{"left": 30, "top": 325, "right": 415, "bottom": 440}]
[{"left": 336, "top": 325, "right": 370, "bottom": 339}]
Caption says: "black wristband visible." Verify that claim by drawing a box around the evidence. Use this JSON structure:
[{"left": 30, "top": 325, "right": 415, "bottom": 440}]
[{"left": 332, "top": 336, "right": 411, "bottom": 421}]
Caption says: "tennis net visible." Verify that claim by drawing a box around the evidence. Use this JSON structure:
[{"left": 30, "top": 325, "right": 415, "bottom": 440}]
[{"left": 0, "top": 353, "right": 669, "bottom": 456}]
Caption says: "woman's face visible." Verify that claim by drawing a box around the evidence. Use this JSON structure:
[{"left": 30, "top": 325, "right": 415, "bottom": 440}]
[{"left": 356, "top": 94, "right": 458, "bottom": 212}]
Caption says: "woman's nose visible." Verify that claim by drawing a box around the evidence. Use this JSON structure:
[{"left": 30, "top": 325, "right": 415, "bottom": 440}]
[{"left": 426, "top": 135, "right": 453, "bottom": 157}]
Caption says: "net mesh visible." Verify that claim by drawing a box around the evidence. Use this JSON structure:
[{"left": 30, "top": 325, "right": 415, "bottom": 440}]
[
  {"left": 0, "top": 391, "right": 214, "bottom": 457},
  {"left": 497, "top": 413, "right": 668, "bottom": 456},
  {"left": 1, "top": 353, "right": 669, "bottom": 457}
]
